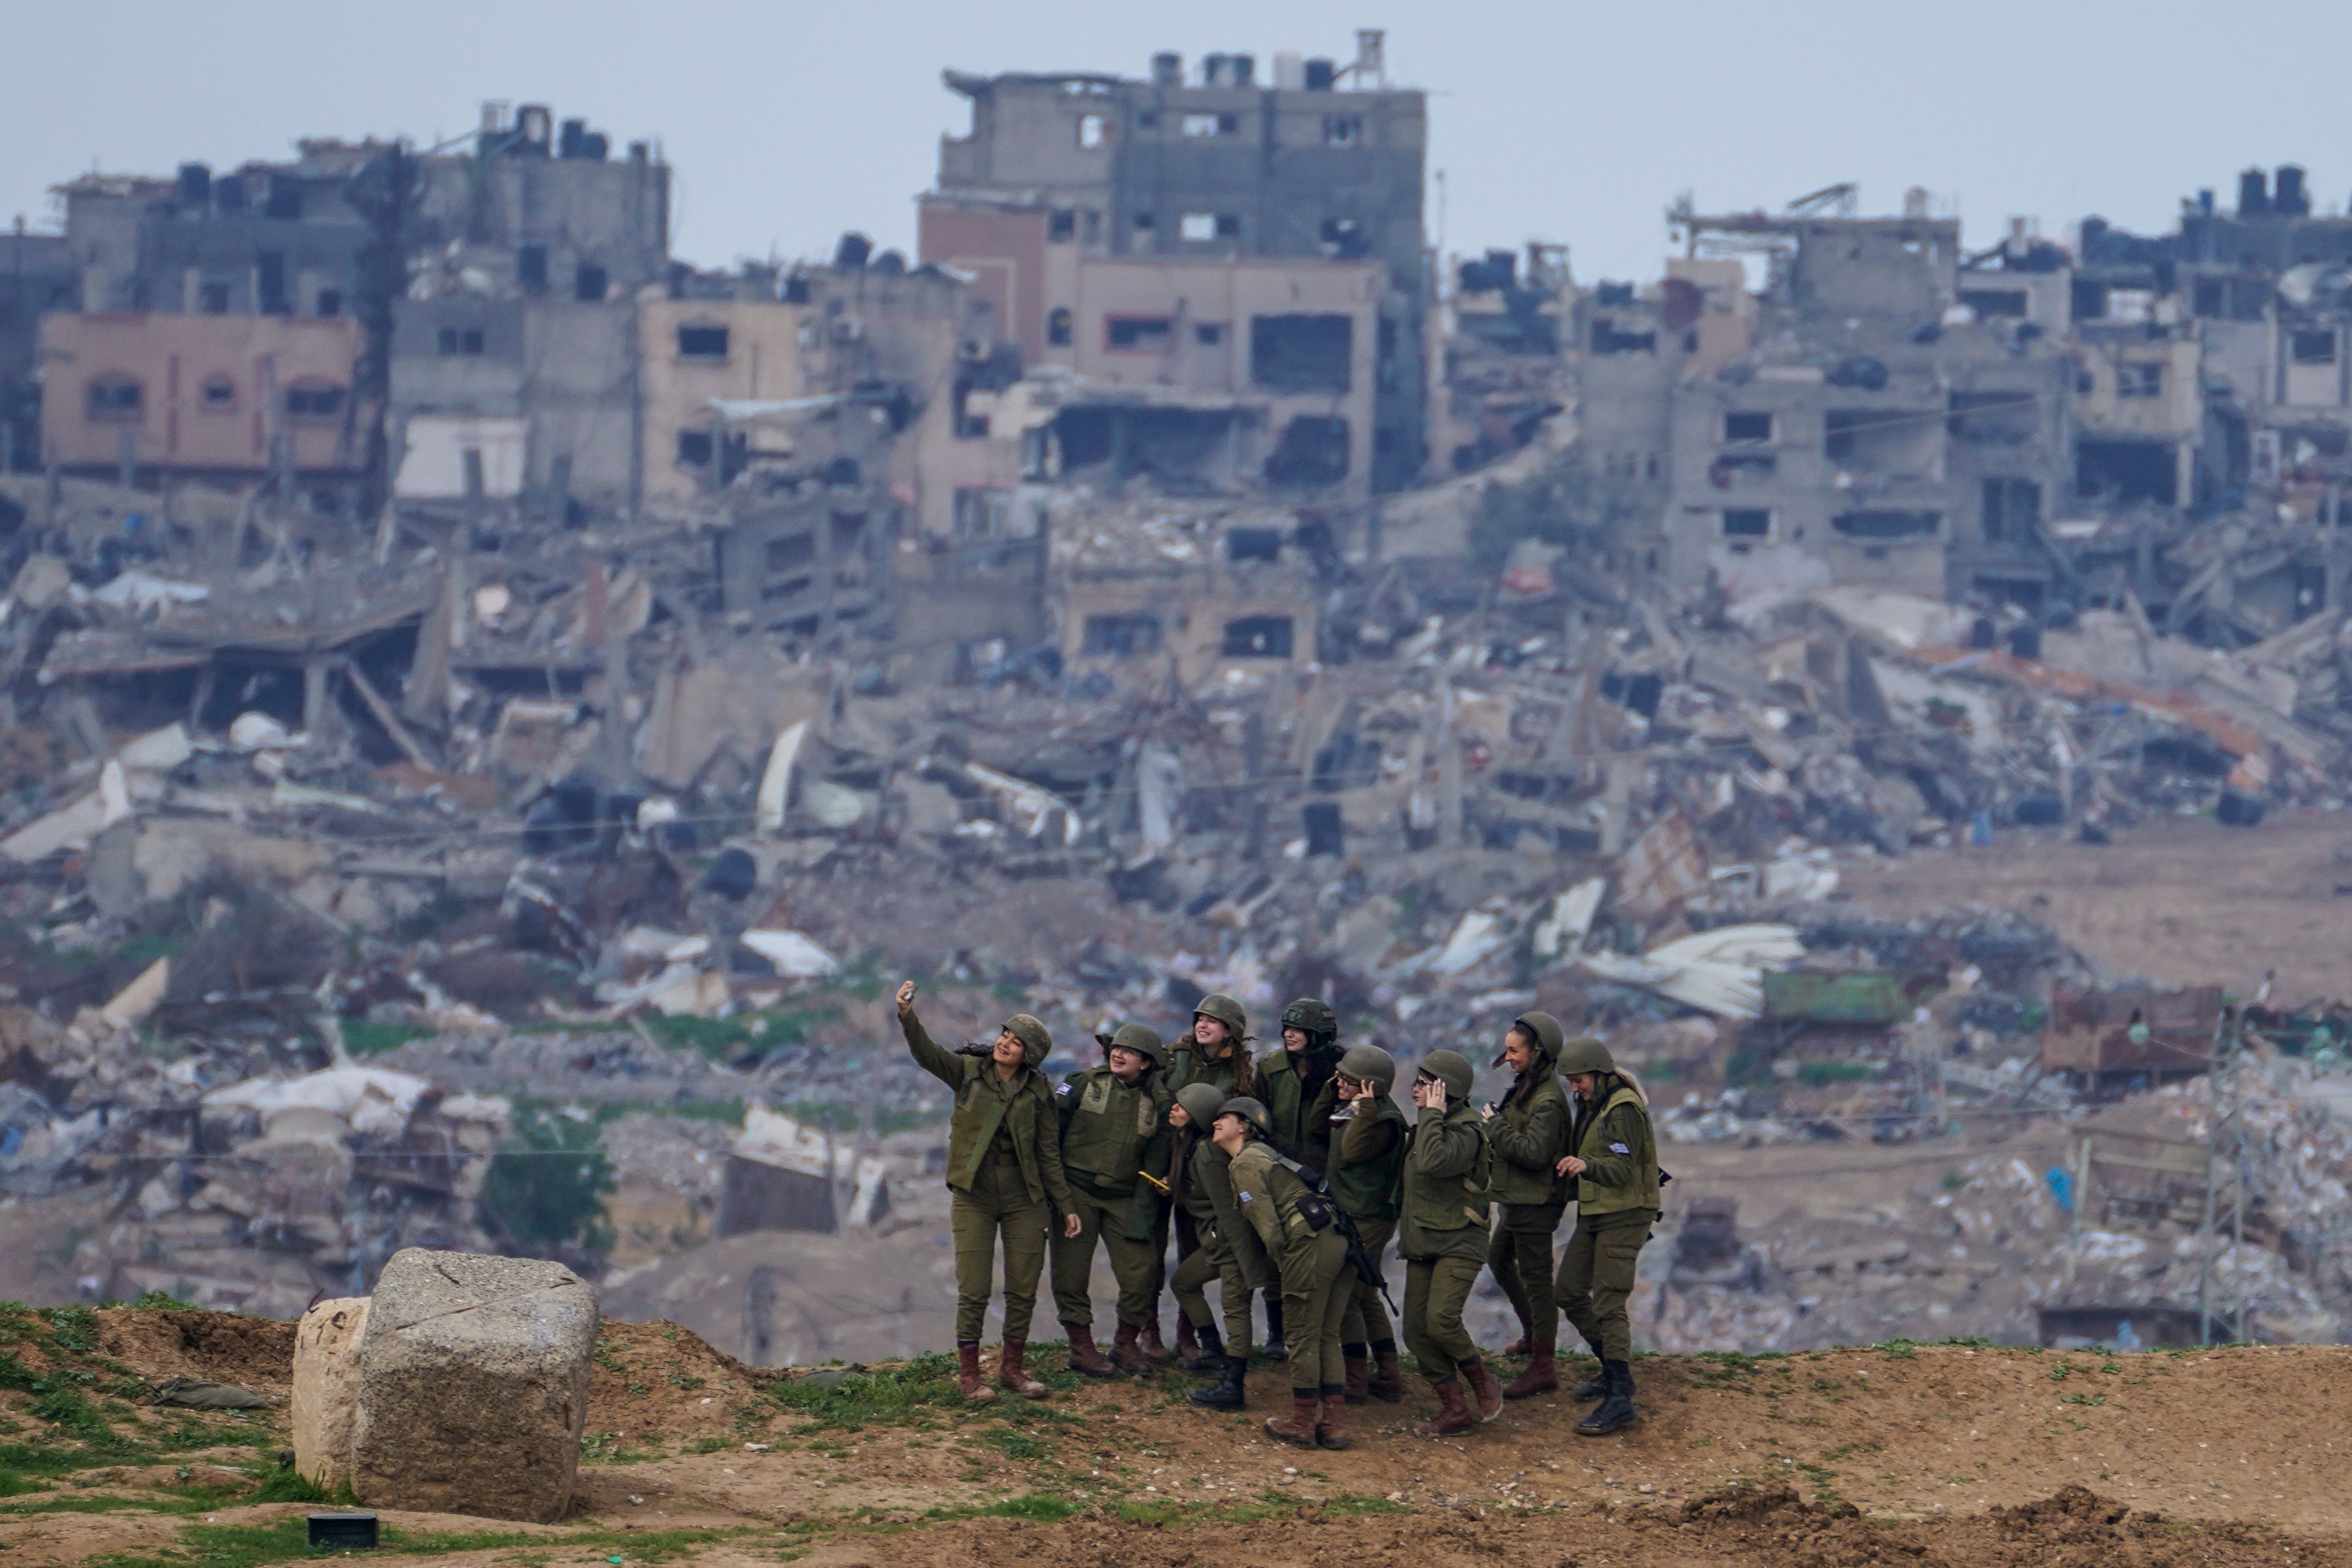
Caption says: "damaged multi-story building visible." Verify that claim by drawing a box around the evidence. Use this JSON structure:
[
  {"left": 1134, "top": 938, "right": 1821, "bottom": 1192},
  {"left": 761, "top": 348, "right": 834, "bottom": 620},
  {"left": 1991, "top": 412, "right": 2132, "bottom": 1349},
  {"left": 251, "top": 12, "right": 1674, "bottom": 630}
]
[{"left": 916, "top": 29, "right": 1428, "bottom": 528}]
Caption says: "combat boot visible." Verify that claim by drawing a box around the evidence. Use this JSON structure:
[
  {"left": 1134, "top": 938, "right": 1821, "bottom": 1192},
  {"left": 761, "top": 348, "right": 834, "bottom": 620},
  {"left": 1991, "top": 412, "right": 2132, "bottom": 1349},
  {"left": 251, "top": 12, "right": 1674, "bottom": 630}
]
[
  {"left": 1500, "top": 1306, "right": 1532, "bottom": 1358},
  {"left": 1262, "top": 1297, "right": 1288, "bottom": 1362},
  {"left": 1412, "top": 1376, "right": 1475, "bottom": 1438},
  {"left": 1368, "top": 1341, "right": 1405, "bottom": 1403},
  {"left": 1189, "top": 1322, "right": 1228, "bottom": 1374},
  {"left": 1139, "top": 1318, "right": 1172, "bottom": 1363},
  {"left": 1174, "top": 1316, "right": 1200, "bottom": 1367},
  {"left": 1110, "top": 1322, "right": 1152, "bottom": 1376},
  {"left": 956, "top": 1342, "right": 995, "bottom": 1403},
  {"left": 1317, "top": 1388, "right": 1350, "bottom": 1450},
  {"left": 1502, "top": 1348, "right": 1558, "bottom": 1400},
  {"left": 1342, "top": 1346, "right": 1370, "bottom": 1406},
  {"left": 1264, "top": 1391, "right": 1321, "bottom": 1447},
  {"left": 1064, "top": 1323, "right": 1116, "bottom": 1378},
  {"left": 1461, "top": 1355, "right": 1504, "bottom": 1423},
  {"left": 1575, "top": 1359, "right": 1638, "bottom": 1437},
  {"left": 998, "top": 1340, "right": 1046, "bottom": 1397},
  {"left": 1573, "top": 1354, "right": 1629, "bottom": 1402},
  {"left": 1186, "top": 1354, "right": 1247, "bottom": 1410}
]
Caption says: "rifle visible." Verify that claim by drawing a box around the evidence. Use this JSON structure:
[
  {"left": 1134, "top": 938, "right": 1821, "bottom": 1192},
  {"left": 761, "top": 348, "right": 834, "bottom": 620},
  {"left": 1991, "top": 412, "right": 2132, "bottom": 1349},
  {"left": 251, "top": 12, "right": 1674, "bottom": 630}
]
[{"left": 1270, "top": 1152, "right": 1398, "bottom": 1320}]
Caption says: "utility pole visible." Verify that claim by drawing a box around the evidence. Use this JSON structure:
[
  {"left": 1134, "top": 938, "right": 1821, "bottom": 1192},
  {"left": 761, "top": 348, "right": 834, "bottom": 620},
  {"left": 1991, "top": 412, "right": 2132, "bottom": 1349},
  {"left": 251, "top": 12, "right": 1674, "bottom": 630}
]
[{"left": 2196, "top": 1005, "right": 2246, "bottom": 1345}]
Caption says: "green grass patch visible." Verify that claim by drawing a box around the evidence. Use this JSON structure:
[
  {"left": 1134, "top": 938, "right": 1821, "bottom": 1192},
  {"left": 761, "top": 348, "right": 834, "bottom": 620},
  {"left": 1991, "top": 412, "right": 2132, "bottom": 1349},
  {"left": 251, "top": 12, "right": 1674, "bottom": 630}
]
[
  {"left": 1877, "top": 1339, "right": 1918, "bottom": 1359},
  {"left": 769, "top": 1354, "right": 1080, "bottom": 1432},
  {"left": 1796, "top": 1061, "right": 1881, "bottom": 1087},
  {"left": 338, "top": 1020, "right": 431, "bottom": 1058}
]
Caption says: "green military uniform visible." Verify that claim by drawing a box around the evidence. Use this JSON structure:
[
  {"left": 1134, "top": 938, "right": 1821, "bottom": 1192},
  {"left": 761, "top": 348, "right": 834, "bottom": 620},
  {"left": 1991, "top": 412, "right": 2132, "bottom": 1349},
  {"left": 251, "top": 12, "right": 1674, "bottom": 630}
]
[
  {"left": 1257, "top": 998, "right": 1341, "bottom": 1168},
  {"left": 1326, "top": 1050, "right": 1405, "bottom": 1382},
  {"left": 901, "top": 1007, "right": 1072, "bottom": 1348},
  {"left": 1155, "top": 995, "right": 1255, "bottom": 1348},
  {"left": 1397, "top": 1054, "right": 1493, "bottom": 1385},
  {"left": 1555, "top": 1075, "right": 1660, "bottom": 1365},
  {"left": 1485, "top": 1012, "right": 1571, "bottom": 1362},
  {"left": 1169, "top": 1112, "right": 1262, "bottom": 1357},
  {"left": 1050, "top": 1026, "right": 1173, "bottom": 1338},
  {"left": 1226, "top": 1138, "right": 1351, "bottom": 1402}
]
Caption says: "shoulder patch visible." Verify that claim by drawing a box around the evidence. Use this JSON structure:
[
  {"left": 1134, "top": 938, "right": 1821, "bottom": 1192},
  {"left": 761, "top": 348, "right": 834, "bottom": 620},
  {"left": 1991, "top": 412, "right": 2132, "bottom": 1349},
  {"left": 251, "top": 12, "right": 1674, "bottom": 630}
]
[
  {"left": 1609, "top": 1142, "right": 1631, "bottom": 1155},
  {"left": 1236, "top": 1190, "right": 1253, "bottom": 1203},
  {"left": 1056, "top": 1083, "right": 1073, "bottom": 1096}
]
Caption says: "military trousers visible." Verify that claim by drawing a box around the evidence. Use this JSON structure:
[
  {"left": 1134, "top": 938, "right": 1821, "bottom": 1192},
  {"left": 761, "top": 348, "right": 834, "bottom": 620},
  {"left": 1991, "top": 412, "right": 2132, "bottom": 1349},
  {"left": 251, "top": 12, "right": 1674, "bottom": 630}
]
[
  {"left": 1170, "top": 1224, "right": 1254, "bottom": 1355},
  {"left": 1556, "top": 1221, "right": 1648, "bottom": 1363},
  {"left": 950, "top": 1161, "right": 1052, "bottom": 1345},
  {"left": 1401, "top": 1253, "right": 1483, "bottom": 1382},
  {"left": 1050, "top": 1183, "right": 1160, "bottom": 1329},
  {"left": 1486, "top": 1202, "right": 1565, "bottom": 1354},
  {"left": 1338, "top": 1216, "right": 1397, "bottom": 1348},
  {"left": 1276, "top": 1228, "right": 1352, "bottom": 1393}
]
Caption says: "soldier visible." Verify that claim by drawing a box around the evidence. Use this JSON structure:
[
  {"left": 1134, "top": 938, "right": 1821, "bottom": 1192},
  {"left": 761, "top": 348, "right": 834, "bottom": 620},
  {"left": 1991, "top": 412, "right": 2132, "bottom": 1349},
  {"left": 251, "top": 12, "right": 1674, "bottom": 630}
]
[
  {"left": 1051, "top": 1023, "right": 1174, "bottom": 1376},
  {"left": 1167, "top": 1082, "right": 1264, "bottom": 1410},
  {"left": 1397, "top": 1049, "right": 1502, "bottom": 1437},
  {"left": 1483, "top": 1011, "right": 1572, "bottom": 1398},
  {"left": 1158, "top": 993, "right": 1257, "bottom": 1364},
  {"left": 1213, "top": 1096, "right": 1354, "bottom": 1450},
  {"left": 895, "top": 980, "right": 1081, "bottom": 1402},
  {"left": 1552, "top": 1035, "right": 1660, "bottom": 1438},
  {"left": 1254, "top": 996, "right": 1343, "bottom": 1361},
  {"left": 1326, "top": 1044, "right": 1407, "bottom": 1405}
]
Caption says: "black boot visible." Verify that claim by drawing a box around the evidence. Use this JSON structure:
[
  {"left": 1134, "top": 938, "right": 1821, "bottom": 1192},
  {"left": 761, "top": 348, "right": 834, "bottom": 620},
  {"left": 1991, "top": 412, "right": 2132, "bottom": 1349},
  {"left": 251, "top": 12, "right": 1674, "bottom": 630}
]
[
  {"left": 1187, "top": 1354, "right": 1247, "bottom": 1410},
  {"left": 1575, "top": 1359, "right": 1638, "bottom": 1437},
  {"left": 1571, "top": 1342, "right": 1616, "bottom": 1400},
  {"left": 1189, "top": 1322, "right": 1228, "bottom": 1374},
  {"left": 1262, "top": 1296, "right": 1288, "bottom": 1363}
]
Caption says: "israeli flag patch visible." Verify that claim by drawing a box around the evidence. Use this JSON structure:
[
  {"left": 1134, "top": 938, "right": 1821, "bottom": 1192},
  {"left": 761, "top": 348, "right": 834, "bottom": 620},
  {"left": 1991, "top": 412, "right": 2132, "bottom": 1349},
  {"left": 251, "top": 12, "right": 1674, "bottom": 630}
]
[
  {"left": 1238, "top": 1191, "right": 1255, "bottom": 1204},
  {"left": 1057, "top": 1084, "right": 1073, "bottom": 1096},
  {"left": 1609, "top": 1142, "right": 1630, "bottom": 1155}
]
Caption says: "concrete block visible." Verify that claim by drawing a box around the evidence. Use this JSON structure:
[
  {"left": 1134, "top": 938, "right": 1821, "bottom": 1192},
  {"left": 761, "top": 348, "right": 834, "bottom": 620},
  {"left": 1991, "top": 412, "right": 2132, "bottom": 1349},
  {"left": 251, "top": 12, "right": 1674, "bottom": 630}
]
[{"left": 291, "top": 1296, "right": 369, "bottom": 1492}]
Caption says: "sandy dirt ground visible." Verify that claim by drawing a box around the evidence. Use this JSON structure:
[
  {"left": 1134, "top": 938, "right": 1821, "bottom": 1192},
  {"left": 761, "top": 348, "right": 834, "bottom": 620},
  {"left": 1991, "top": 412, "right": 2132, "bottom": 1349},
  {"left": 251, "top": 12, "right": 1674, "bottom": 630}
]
[
  {"left": 8, "top": 1309, "right": 2347, "bottom": 1568},
  {"left": 1836, "top": 808, "right": 2352, "bottom": 997}
]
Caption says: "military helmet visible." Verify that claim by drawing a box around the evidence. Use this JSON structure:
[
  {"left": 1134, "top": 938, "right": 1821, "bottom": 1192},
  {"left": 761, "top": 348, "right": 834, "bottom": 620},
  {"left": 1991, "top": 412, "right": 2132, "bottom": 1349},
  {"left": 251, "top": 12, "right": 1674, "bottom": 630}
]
[
  {"left": 1555, "top": 1034, "right": 1616, "bottom": 1076},
  {"left": 1279, "top": 997, "right": 1337, "bottom": 1039},
  {"left": 1215, "top": 1095, "right": 1272, "bottom": 1136},
  {"left": 1095, "top": 1022, "right": 1168, "bottom": 1069},
  {"left": 1002, "top": 1014, "right": 1053, "bottom": 1066},
  {"left": 1336, "top": 1043, "right": 1397, "bottom": 1093},
  {"left": 1174, "top": 1082, "right": 1227, "bottom": 1127},
  {"left": 1495, "top": 1009, "right": 1567, "bottom": 1069},
  {"left": 1417, "top": 1049, "right": 1476, "bottom": 1102},
  {"left": 1192, "top": 992, "right": 1249, "bottom": 1041}
]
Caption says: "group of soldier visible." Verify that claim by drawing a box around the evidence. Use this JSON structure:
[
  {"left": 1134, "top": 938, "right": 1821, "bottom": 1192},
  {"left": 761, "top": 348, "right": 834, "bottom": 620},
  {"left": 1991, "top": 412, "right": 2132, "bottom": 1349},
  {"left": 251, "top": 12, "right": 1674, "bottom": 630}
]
[{"left": 895, "top": 979, "right": 1659, "bottom": 1453}]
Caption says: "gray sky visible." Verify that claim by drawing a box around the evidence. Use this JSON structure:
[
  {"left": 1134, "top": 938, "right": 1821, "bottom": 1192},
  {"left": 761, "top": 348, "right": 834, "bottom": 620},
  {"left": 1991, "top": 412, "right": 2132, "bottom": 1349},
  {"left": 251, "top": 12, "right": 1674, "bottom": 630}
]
[{"left": 7, "top": 0, "right": 2349, "bottom": 283}]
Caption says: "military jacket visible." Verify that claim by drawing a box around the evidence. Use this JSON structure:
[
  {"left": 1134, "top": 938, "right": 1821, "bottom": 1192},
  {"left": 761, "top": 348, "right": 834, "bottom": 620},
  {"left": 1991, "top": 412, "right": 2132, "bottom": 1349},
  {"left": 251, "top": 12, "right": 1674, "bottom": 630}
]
[
  {"left": 1327, "top": 1092, "right": 1405, "bottom": 1224},
  {"left": 1056, "top": 1063, "right": 1169, "bottom": 1195},
  {"left": 1225, "top": 1141, "right": 1328, "bottom": 1267},
  {"left": 1164, "top": 1039, "right": 1248, "bottom": 1099},
  {"left": 901, "top": 1011, "right": 1071, "bottom": 1213},
  {"left": 1487, "top": 1063, "right": 1571, "bottom": 1208},
  {"left": 1570, "top": 1081, "right": 1660, "bottom": 1228},
  {"left": 1185, "top": 1134, "right": 1268, "bottom": 1289},
  {"left": 1398, "top": 1099, "right": 1491, "bottom": 1262}
]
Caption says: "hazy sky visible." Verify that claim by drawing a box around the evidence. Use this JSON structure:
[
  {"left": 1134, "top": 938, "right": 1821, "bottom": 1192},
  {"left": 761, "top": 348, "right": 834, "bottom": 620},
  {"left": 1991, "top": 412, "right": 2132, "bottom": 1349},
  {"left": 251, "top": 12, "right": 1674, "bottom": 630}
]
[{"left": 8, "top": 0, "right": 2351, "bottom": 284}]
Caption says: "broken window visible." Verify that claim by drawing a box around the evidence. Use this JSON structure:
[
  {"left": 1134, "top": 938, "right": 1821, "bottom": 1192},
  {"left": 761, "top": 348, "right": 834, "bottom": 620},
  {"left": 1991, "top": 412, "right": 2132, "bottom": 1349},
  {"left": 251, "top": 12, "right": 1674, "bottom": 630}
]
[
  {"left": 1182, "top": 113, "right": 1237, "bottom": 137},
  {"left": 256, "top": 252, "right": 290, "bottom": 315},
  {"left": 1082, "top": 209, "right": 1102, "bottom": 244},
  {"left": 85, "top": 376, "right": 141, "bottom": 421},
  {"left": 1947, "top": 389, "right": 2035, "bottom": 445},
  {"left": 438, "top": 326, "right": 486, "bottom": 356},
  {"left": 1180, "top": 213, "right": 1218, "bottom": 242},
  {"left": 2115, "top": 362, "right": 2164, "bottom": 398},
  {"left": 1216, "top": 213, "right": 1241, "bottom": 238},
  {"left": 1323, "top": 115, "right": 1363, "bottom": 146},
  {"left": 1047, "top": 308, "right": 1074, "bottom": 347},
  {"left": 1264, "top": 415, "right": 1350, "bottom": 488},
  {"left": 284, "top": 381, "right": 344, "bottom": 420},
  {"left": 1825, "top": 407, "right": 1937, "bottom": 473},
  {"left": 1225, "top": 527, "right": 1282, "bottom": 561},
  {"left": 1590, "top": 319, "right": 1656, "bottom": 355},
  {"left": 2293, "top": 328, "right": 2338, "bottom": 364},
  {"left": 1048, "top": 209, "right": 1076, "bottom": 243},
  {"left": 1832, "top": 510, "right": 1939, "bottom": 539},
  {"left": 1133, "top": 212, "right": 1156, "bottom": 233},
  {"left": 315, "top": 288, "right": 342, "bottom": 318},
  {"left": 2070, "top": 279, "right": 2108, "bottom": 323},
  {"left": 1105, "top": 315, "right": 1174, "bottom": 351},
  {"left": 676, "top": 429, "right": 715, "bottom": 467},
  {"left": 953, "top": 488, "right": 1011, "bottom": 539},
  {"left": 1721, "top": 509, "right": 1771, "bottom": 539},
  {"left": 518, "top": 243, "right": 549, "bottom": 294},
  {"left": 1317, "top": 216, "right": 1368, "bottom": 258},
  {"left": 1194, "top": 322, "right": 1227, "bottom": 346},
  {"left": 1082, "top": 613, "right": 1162, "bottom": 657},
  {"left": 1981, "top": 478, "right": 2041, "bottom": 542},
  {"left": 1221, "top": 615, "right": 1295, "bottom": 659},
  {"left": 1077, "top": 114, "right": 1106, "bottom": 149},
  {"left": 1723, "top": 411, "right": 1774, "bottom": 444},
  {"left": 2077, "top": 438, "right": 2177, "bottom": 504},
  {"left": 574, "top": 262, "right": 608, "bottom": 302},
  {"left": 677, "top": 324, "right": 730, "bottom": 360},
  {"left": 764, "top": 533, "right": 816, "bottom": 574},
  {"left": 199, "top": 376, "right": 236, "bottom": 411},
  {"left": 1959, "top": 289, "right": 2029, "bottom": 318},
  {"left": 1249, "top": 314, "right": 1352, "bottom": 392},
  {"left": 198, "top": 282, "right": 231, "bottom": 314}
]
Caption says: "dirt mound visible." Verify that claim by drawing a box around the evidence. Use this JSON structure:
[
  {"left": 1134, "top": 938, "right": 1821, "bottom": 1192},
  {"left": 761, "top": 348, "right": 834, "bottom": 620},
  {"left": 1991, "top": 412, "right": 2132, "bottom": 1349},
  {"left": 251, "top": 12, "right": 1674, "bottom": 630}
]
[
  {"left": 95, "top": 1308, "right": 297, "bottom": 1397},
  {"left": 586, "top": 1318, "right": 771, "bottom": 1443}
]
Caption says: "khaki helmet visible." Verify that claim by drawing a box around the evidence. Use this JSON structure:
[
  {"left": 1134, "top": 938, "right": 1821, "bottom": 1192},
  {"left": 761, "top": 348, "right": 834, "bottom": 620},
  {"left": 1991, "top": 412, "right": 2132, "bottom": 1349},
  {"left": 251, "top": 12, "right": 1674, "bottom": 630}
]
[
  {"left": 1418, "top": 1049, "right": 1476, "bottom": 1102},
  {"left": 1495, "top": 1009, "right": 1567, "bottom": 1069},
  {"left": 1002, "top": 1014, "right": 1053, "bottom": 1066},
  {"left": 1556, "top": 1034, "right": 1616, "bottom": 1076},
  {"left": 1336, "top": 1043, "right": 1397, "bottom": 1094},
  {"left": 1095, "top": 1022, "right": 1168, "bottom": 1069},
  {"left": 1279, "top": 997, "right": 1337, "bottom": 1044},
  {"left": 1216, "top": 1095, "right": 1272, "bottom": 1136},
  {"left": 1174, "top": 1082, "right": 1227, "bottom": 1127},
  {"left": 1192, "top": 992, "right": 1249, "bottom": 1043}
]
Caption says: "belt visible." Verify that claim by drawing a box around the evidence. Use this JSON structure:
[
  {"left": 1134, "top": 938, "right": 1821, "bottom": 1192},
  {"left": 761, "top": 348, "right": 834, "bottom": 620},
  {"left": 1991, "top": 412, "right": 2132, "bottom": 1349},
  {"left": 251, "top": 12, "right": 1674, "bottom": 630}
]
[{"left": 985, "top": 1147, "right": 1026, "bottom": 1170}]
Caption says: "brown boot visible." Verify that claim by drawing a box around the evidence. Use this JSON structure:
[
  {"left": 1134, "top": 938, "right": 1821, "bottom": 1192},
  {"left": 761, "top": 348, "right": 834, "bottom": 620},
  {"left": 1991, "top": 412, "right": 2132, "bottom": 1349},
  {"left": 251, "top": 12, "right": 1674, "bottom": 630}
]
[
  {"left": 1461, "top": 1355, "right": 1503, "bottom": 1423},
  {"left": 1174, "top": 1316, "right": 1200, "bottom": 1368},
  {"left": 998, "top": 1340, "right": 1046, "bottom": 1397},
  {"left": 1264, "top": 1391, "right": 1321, "bottom": 1447},
  {"left": 1110, "top": 1322, "right": 1152, "bottom": 1375},
  {"left": 956, "top": 1342, "right": 995, "bottom": 1402},
  {"left": 1317, "top": 1389, "right": 1351, "bottom": 1450},
  {"left": 1412, "top": 1376, "right": 1475, "bottom": 1438},
  {"left": 1503, "top": 1348, "right": 1558, "bottom": 1400},
  {"left": 1500, "top": 1307, "right": 1532, "bottom": 1358},
  {"left": 1369, "top": 1342, "right": 1405, "bottom": 1404},
  {"left": 1343, "top": 1352, "right": 1371, "bottom": 1406},
  {"left": 1139, "top": 1318, "right": 1172, "bottom": 1363},
  {"left": 1064, "top": 1323, "right": 1116, "bottom": 1378}
]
